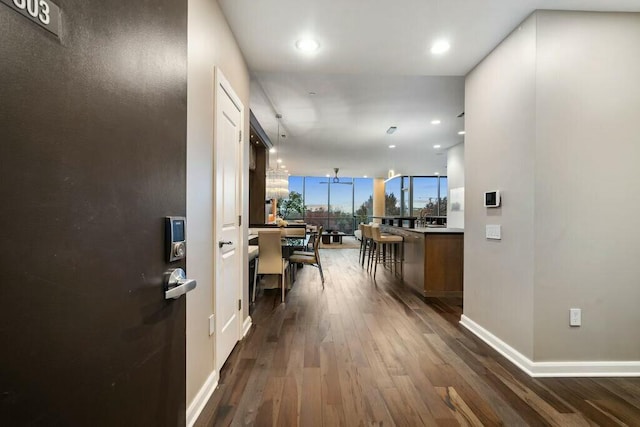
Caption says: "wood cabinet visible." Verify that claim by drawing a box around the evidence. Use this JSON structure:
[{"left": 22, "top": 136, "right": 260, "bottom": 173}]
[
  {"left": 249, "top": 140, "right": 267, "bottom": 224},
  {"left": 384, "top": 227, "right": 464, "bottom": 297}
]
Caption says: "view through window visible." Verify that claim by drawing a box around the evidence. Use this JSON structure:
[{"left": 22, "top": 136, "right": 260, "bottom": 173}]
[
  {"left": 282, "top": 176, "right": 374, "bottom": 234},
  {"left": 410, "top": 176, "right": 448, "bottom": 217},
  {"left": 384, "top": 176, "right": 401, "bottom": 216},
  {"left": 281, "top": 175, "right": 445, "bottom": 232},
  {"left": 354, "top": 178, "right": 373, "bottom": 225}
]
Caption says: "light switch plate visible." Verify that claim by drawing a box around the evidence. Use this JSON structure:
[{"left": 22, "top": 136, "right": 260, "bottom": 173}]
[
  {"left": 486, "top": 224, "right": 501, "bottom": 240},
  {"left": 209, "top": 314, "right": 215, "bottom": 336}
]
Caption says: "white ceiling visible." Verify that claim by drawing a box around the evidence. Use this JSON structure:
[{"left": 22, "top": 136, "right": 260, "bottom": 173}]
[{"left": 219, "top": 0, "right": 640, "bottom": 178}]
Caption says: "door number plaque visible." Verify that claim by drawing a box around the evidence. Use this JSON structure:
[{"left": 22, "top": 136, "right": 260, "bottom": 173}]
[{"left": 1, "top": 0, "right": 61, "bottom": 37}]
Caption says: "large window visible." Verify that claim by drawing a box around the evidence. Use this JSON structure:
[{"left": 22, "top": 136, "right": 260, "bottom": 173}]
[
  {"left": 439, "top": 177, "right": 448, "bottom": 216},
  {"left": 284, "top": 176, "right": 374, "bottom": 234},
  {"left": 411, "top": 176, "right": 447, "bottom": 217},
  {"left": 328, "top": 179, "right": 353, "bottom": 232},
  {"left": 384, "top": 176, "right": 401, "bottom": 215},
  {"left": 288, "top": 176, "right": 304, "bottom": 197},
  {"left": 382, "top": 175, "right": 448, "bottom": 218},
  {"left": 283, "top": 176, "right": 305, "bottom": 220},
  {"left": 412, "top": 177, "right": 439, "bottom": 216},
  {"left": 353, "top": 178, "right": 373, "bottom": 225},
  {"left": 282, "top": 175, "right": 445, "bottom": 231},
  {"left": 302, "top": 176, "right": 329, "bottom": 230},
  {"left": 401, "top": 176, "right": 410, "bottom": 216}
]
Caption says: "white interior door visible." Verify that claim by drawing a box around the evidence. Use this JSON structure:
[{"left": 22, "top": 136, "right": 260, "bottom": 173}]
[{"left": 214, "top": 68, "right": 243, "bottom": 372}]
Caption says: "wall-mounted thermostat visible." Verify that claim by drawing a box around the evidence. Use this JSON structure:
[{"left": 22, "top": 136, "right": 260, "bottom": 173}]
[
  {"left": 484, "top": 191, "right": 501, "bottom": 208},
  {"left": 165, "top": 216, "right": 186, "bottom": 262}
]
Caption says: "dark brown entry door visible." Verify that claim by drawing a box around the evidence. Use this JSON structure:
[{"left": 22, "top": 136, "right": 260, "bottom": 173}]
[{"left": 0, "top": 1, "right": 187, "bottom": 425}]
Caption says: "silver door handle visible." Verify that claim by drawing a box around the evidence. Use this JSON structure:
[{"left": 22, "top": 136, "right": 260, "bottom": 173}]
[
  {"left": 164, "top": 268, "right": 197, "bottom": 300},
  {"left": 218, "top": 240, "right": 233, "bottom": 248}
]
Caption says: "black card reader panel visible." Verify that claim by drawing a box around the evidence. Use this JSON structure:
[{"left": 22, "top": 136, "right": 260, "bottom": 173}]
[{"left": 166, "top": 216, "right": 186, "bottom": 262}]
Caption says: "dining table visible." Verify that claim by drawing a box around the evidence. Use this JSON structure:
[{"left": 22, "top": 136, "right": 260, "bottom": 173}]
[
  {"left": 280, "top": 235, "right": 311, "bottom": 258},
  {"left": 248, "top": 234, "right": 310, "bottom": 259}
]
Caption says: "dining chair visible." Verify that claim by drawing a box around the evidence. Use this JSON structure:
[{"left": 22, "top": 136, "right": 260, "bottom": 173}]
[
  {"left": 305, "top": 225, "right": 318, "bottom": 251},
  {"left": 289, "top": 225, "right": 325, "bottom": 286},
  {"left": 292, "top": 225, "right": 322, "bottom": 256},
  {"left": 254, "top": 230, "right": 289, "bottom": 303},
  {"left": 281, "top": 226, "right": 306, "bottom": 237}
]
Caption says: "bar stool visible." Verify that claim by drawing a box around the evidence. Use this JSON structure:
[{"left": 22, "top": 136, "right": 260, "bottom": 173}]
[
  {"left": 358, "top": 224, "right": 366, "bottom": 264},
  {"left": 361, "top": 224, "right": 374, "bottom": 269},
  {"left": 364, "top": 224, "right": 386, "bottom": 272},
  {"left": 370, "top": 226, "right": 403, "bottom": 279}
]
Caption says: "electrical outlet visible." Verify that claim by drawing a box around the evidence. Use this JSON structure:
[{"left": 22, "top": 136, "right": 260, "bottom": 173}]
[
  {"left": 209, "top": 314, "right": 215, "bottom": 336},
  {"left": 570, "top": 308, "right": 581, "bottom": 327}
]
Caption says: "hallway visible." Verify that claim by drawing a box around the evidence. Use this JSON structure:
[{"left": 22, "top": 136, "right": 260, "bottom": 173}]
[{"left": 196, "top": 249, "right": 640, "bottom": 426}]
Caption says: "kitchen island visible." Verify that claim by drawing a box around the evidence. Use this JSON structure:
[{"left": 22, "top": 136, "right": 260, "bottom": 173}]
[{"left": 381, "top": 225, "right": 464, "bottom": 298}]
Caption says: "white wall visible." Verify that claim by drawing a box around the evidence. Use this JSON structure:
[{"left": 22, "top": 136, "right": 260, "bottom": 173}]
[
  {"left": 446, "top": 143, "right": 465, "bottom": 229},
  {"left": 464, "top": 14, "right": 537, "bottom": 359},
  {"left": 533, "top": 11, "right": 640, "bottom": 361},
  {"left": 186, "top": 0, "right": 250, "bottom": 413},
  {"left": 465, "top": 10, "right": 640, "bottom": 367}
]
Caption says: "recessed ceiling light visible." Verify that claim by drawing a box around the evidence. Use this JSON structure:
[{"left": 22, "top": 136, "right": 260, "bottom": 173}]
[
  {"left": 326, "top": 174, "right": 330, "bottom": 177},
  {"left": 288, "top": 173, "right": 291, "bottom": 176},
  {"left": 269, "top": 148, "right": 276, "bottom": 153},
  {"left": 434, "top": 172, "right": 440, "bottom": 175},
  {"left": 277, "top": 158, "right": 282, "bottom": 163},
  {"left": 308, "top": 91, "right": 317, "bottom": 96},
  {"left": 363, "top": 175, "right": 368, "bottom": 178},
  {"left": 430, "top": 40, "right": 450, "bottom": 55},
  {"left": 458, "top": 131, "right": 466, "bottom": 135},
  {"left": 433, "top": 144, "right": 441, "bottom": 149},
  {"left": 296, "top": 39, "right": 319, "bottom": 52},
  {"left": 280, "top": 165, "right": 286, "bottom": 169},
  {"left": 250, "top": 134, "right": 254, "bottom": 138},
  {"left": 431, "top": 119, "right": 441, "bottom": 125},
  {"left": 389, "top": 144, "right": 396, "bottom": 149}
]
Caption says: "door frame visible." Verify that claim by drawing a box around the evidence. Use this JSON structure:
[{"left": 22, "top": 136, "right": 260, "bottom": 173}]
[{"left": 213, "top": 67, "right": 245, "bottom": 372}]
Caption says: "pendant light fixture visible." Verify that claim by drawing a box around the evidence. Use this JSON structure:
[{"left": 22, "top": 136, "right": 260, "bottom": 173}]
[{"left": 265, "top": 114, "right": 290, "bottom": 199}]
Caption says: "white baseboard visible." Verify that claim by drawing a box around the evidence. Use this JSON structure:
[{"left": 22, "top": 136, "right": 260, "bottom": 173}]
[
  {"left": 185, "top": 317, "right": 252, "bottom": 425},
  {"left": 459, "top": 315, "right": 640, "bottom": 378},
  {"left": 242, "top": 315, "right": 252, "bottom": 338},
  {"left": 186, "top": 370, "right": 219, "bottom": 427}
]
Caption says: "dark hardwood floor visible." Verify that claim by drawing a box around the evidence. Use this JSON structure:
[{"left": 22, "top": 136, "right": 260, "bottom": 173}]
[{"left": 196, "top": 249, "right": 640, "bottom": 426}]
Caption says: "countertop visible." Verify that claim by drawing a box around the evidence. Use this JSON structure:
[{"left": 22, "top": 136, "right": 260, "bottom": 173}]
[{"left": 383, "top": 226, "right": 464, "bottom": 234}]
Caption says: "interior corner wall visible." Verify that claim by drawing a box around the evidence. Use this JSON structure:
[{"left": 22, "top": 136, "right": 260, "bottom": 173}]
[
  {"left": 187, "top": 0, "right": 250, "bottom": 408},
  {"left": 533, "top": 11, "right": 640, "bottom": 361},
  {"left": 463, "top": 14, "right": 537, "bottom": 359},
  {"left": 446, "top": 143, "right": 465, "bottom": 229}
]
